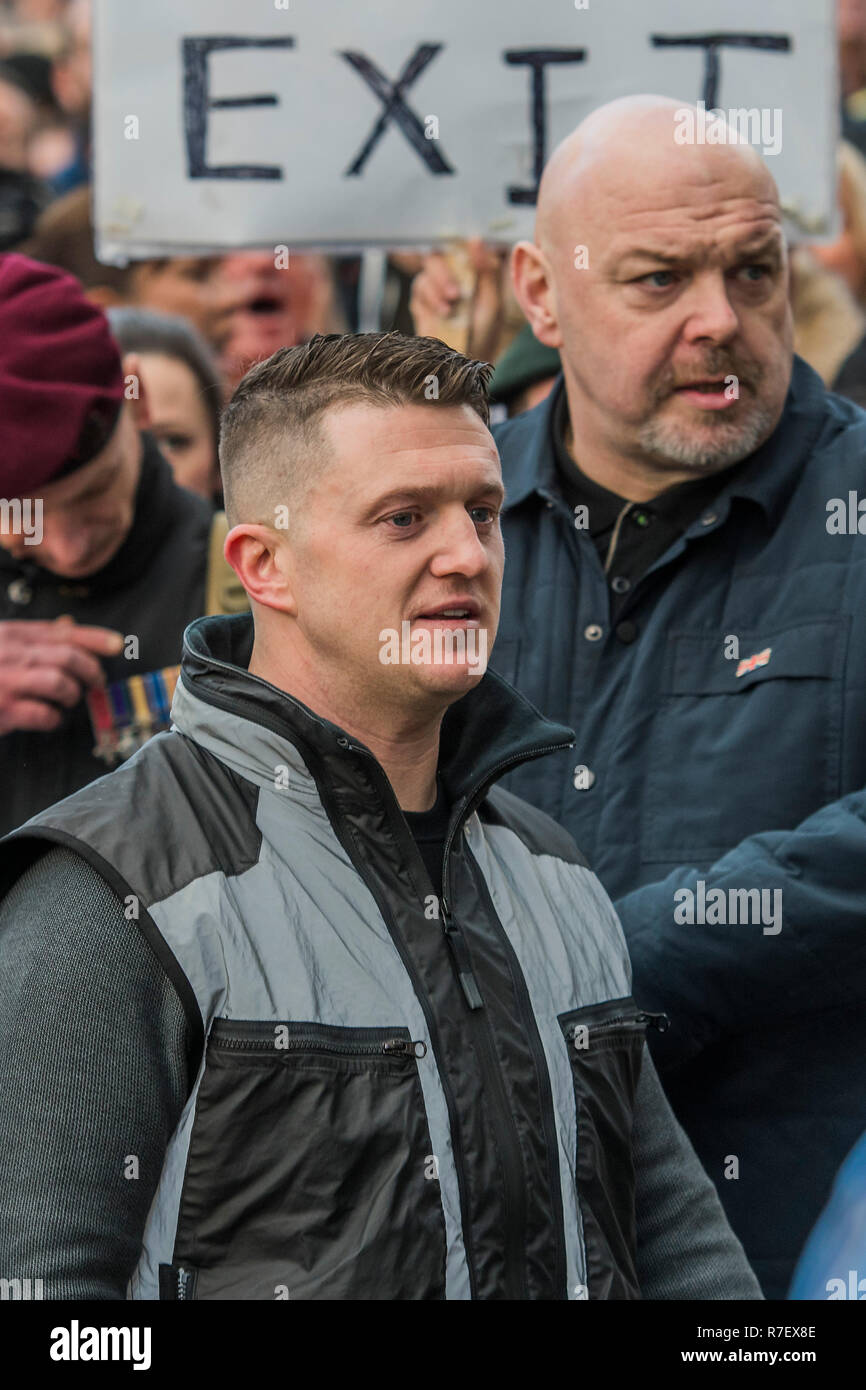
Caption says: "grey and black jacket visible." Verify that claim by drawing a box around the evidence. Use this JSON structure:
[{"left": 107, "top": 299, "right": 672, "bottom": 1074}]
[{"left": 0, "top": 614, "right": 758, "bottom": 1300}]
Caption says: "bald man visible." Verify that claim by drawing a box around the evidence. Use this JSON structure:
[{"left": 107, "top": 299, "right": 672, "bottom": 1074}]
[{"left": 440, "top": 95, "right": 866, "bottom": 1299}]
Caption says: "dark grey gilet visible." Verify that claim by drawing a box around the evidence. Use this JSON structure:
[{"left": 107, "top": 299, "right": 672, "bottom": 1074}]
[{"left": 0, "top": 613, "right": 650, "bottom": 1301}]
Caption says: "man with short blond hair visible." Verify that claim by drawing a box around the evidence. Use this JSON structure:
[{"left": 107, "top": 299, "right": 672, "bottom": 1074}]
[{"left": 0, "top": 330, "right": 760, "bottom": 1301}]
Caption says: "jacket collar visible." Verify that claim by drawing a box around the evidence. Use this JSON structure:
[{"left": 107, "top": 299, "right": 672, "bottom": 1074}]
[
  {"left": 172, "top": 612, "right": 574, "bottom": 814},
  {"left": 501, "top": 355, "right": 832, "bottom": 530}
]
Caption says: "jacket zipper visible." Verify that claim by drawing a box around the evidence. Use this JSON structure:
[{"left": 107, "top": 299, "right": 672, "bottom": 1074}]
[
  {"left": 334, "top": 733, "right": 572, "bottom": 1300},
  {"left": 176, "top": 1266, "right": 193, "bottom": 1300},
  {"left": 466, "top": 858, "right": 569, "bottom": 1299},
  {"left": 444, "top": 891, "right": 528, "bottom": 1297},
  {"left": 181, "top": 673, "right": 574, "bottom": 1299},
  {"left": 437, "top": 737, "right": 574, "bottom": 1006},
  {"left": 564, "top": 1010, "right": 670, "bottom": 1042},
  {"left": 437, "top": 739, "right": 574, "bottom": 1300},
  {"left": 569, "top": 1011, "right": 670, "bottom": 1034},
  {"left": 213, "top": 1033, "right": 427, "bottom": 1058}
]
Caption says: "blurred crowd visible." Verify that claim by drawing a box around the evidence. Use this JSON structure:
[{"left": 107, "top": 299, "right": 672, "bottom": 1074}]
[{"left": 6, "top": 0, "right": 866, "bottom": 500}]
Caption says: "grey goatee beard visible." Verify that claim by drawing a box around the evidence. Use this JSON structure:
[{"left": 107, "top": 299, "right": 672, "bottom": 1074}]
[
  {"left": 637, "top": 355, "right": 773, "bottom": 473},
  {"left": 637, "top": 399, "right": 777, "bottom": 472}
]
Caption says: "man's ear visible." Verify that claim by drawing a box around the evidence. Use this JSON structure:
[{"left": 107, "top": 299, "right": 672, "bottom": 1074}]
[
  {"left": 224, "top": 523, "right": 297, "bottom": 616},
  {"left": 120, "top": 351, "right": 152, "bottom": 432},
  {"left": 510, "top": 242, "right": 564, "bottom": 349}
]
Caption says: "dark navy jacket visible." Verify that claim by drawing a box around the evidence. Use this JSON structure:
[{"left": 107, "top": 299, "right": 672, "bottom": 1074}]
[{"left": 492, "top": 356, "right": 866, "bottom": 1298}]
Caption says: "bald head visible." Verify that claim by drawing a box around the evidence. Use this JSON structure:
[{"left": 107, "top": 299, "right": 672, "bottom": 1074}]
[
  {"left": 536, "top": 94, "right": 780, "bottom": 258},
  {"left": 511, "top": 93, "right": 793, "bottom": 499}
]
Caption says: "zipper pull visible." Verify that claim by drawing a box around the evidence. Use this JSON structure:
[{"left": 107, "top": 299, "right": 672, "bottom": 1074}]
[
  {"left": 383, "top": 1037, "right": 428, "bottom": 1058},
  {"left": 640, "top": 1011, "right": 670, "bottom": 1033},
  {"left": 177, "top": 1266, "right": 193, "bottom": 1300},
  {"left": 441, "top": 899, "right": 483, "bottom": 1011}
]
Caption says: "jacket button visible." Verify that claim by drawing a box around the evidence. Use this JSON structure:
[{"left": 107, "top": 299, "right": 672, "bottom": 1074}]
[
  {"left": 573, "top": 765, "right": 596, "bottom": 790},
  {"left": 615, "top": 620, "right": 638, "bottom": 644},
  {"left": 583, "top": 623, "right": 603, "bottom": 642},
  {"left": 7, "top": 578, "right": 32, "bottom": 605},
  {"left": 610, "top": 576, "right": 630, "bottom": 594}
]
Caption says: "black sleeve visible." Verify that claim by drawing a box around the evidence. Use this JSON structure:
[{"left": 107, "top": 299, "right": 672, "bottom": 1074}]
[{"left": 0, "top": 845, "right": 191, "bottom": 1299}]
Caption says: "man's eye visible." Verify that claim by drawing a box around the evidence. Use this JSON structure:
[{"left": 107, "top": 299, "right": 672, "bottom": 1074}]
[
  {"left": 639, "top": 270, "right": 676, "bottom": 288},
  {"left": 739, "top": 263, "right": 771, "bottom": 282},
  {"left": 469, "top": 506, "right": 498, "bottom": 525},
  {"left": 388, "top": 511, "right": 418, "bottom": 529},
  {"left": 164, "top": 434, "right": 193, "bottom": 452}
]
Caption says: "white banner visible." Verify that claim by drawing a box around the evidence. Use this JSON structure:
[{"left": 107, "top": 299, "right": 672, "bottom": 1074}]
[{"left": 93, "top": 0, "right": 837, "bottom": 262}]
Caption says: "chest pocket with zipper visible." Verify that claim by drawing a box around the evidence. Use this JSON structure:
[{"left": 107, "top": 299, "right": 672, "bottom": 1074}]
[
  {"left": 643, "top": 618, "right": 848, "bottom": 863},
  {"left": 558, "top": 997, "right": 668, "bottom": 1300},
  {"left": 159, "top": 1018, "right": 446, "bottom": 1300}
]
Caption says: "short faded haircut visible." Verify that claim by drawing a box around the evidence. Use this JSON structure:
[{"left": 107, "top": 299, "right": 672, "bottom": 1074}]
[{"left": 219, "top": 331, "right": 493, "bottom": 525}]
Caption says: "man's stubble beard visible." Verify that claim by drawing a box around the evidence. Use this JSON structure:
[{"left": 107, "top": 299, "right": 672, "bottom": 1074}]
[
  {"left": 635, "top": 352, "right": 782, "bottom": 475},
  {"left": 636, "top": 395, "right": 779, "bottom": 474}
]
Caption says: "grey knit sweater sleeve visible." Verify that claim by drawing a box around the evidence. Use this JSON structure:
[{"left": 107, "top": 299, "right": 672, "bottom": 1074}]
[
  {"left": 633, "top": 1046, "right": 763, "bottom": 1299},
  {"left": 0, "top": 846, "right": 190, "bottom": 1299}
]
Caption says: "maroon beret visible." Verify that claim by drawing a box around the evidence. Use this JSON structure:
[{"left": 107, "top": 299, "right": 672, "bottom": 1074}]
[{"left": 0, "top": 253, "right": 125, "bottom": 497}]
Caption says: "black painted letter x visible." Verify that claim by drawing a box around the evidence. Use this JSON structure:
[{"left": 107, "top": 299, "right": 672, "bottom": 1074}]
[{"left": 341, "top": 44, "right": 454, "bottom": 176}]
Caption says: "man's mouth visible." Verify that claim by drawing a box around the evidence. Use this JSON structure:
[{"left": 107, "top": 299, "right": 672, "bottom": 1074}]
[
  {"left": 247, "top": 295, "right": 283, "bottom": 315},
  {"left": 410, "top": 601, "right": 481, "bottom": 626},
  {"left": 673, "top": 379, "right": 739, "bottom": 410}
]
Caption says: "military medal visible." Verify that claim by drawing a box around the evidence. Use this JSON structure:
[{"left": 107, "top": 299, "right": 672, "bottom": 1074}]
[{"left": 86, "top": 666, "right": 180, "bottom": 765}]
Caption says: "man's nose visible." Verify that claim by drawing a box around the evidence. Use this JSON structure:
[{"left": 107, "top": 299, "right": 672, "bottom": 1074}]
[
  {"left": 429, "top": 512, "right": 490, "bottom": 578},
  {"left": 682, "top": 274, "right": 740, "bottom": 344}
]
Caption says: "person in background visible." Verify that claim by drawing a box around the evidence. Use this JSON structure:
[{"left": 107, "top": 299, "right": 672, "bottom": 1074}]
[
  {"left": 17, "top": 186, "right": 245, "bottom": 354},
  {"left": 808, "top": 141, "right": 866, "bottom": 307},
  {"left": 0, "top": 57, "right": 38, "bottom": 168},
  {"left": 108, "top": 307, "right": 223, "bottom": 503},
  {"left": 44, "top": 0, "right": 89, "bottom": 192},
  {"left": 839, "top": 0, "right": 866, "bottom": 159},
  {"left": 412, "top": 93, "right": 866, "bottom": 1300},
  {"left": 788, "top": 242, "right": 866, "bottom": 391},
  {"left": 0, "top": 57, "right": 50, "bottom": 245},
  {"left": 218, "top": 250, "right": 347, "bottom": 393},
  {"left": 0, "top": 253, "right": 243, "bottom": 836},
  {"left": 488, "top": 322, "right": 560, "bottom": 420},
  {"left": 804, "top": 139, "right": 866, "bottom": 404}
]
